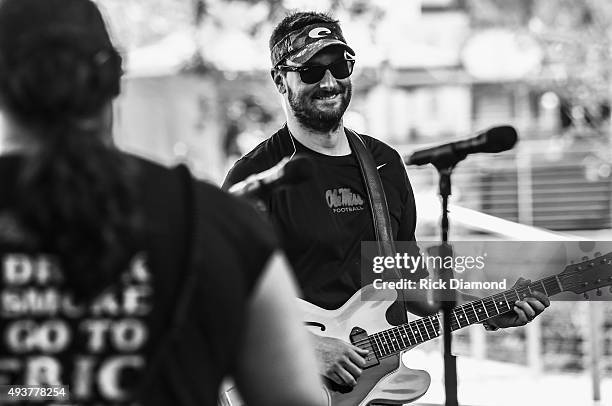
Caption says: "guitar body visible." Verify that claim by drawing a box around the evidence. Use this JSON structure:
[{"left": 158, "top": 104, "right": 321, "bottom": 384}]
[{"left": 300, "top": 285, "right": 431, "bottom": 406}]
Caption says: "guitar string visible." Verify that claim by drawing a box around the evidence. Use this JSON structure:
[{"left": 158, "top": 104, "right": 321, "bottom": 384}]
[
  {"left": 351, "top": 271, "right": 601, "bottom": 359},
  {"left": 356, "top": 276, "right": 566, "bottom": 353},
  {"left": 311, "top": 263, "right": 603, "bottom": 360},
  {"left": 350, "top": 284, "right": 531, "bottom": 349},
  {"left": 348, "top": 282, "right": 557, "bottom": 352},
  {"left": 349, "top": 262, "right": 594, "bottom": 350}
]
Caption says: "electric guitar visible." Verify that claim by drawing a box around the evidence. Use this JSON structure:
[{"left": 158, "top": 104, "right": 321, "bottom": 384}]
[{"left": 220, "top": 251, "right": 612, "bottom": 406}]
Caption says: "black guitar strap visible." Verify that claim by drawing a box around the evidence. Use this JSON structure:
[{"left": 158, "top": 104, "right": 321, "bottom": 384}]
[{"left": 345, "top": 129, "right": 409, "bottom": 324}]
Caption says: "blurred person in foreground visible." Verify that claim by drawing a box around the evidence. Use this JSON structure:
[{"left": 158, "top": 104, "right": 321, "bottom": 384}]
[
  {"left": 0, "top": 0, "right": 324, "bottom": 405},
  {"left": 224, "top": 11, "right": 550, "bottom": 390}
]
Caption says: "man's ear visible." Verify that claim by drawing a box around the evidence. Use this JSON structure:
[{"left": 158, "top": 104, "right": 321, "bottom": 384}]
[{"left": 270, "top": 69, "right": 286, "bottom": 94}]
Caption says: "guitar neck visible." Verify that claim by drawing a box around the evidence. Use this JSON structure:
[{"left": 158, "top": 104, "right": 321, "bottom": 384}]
[{"left": 367, "top": 275, "right": 563, "bottom": 358}]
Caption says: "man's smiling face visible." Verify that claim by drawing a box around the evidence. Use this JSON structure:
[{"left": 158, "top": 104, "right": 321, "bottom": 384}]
[{"left": 284, "top": 45, "right": 353, "bottom": 132}]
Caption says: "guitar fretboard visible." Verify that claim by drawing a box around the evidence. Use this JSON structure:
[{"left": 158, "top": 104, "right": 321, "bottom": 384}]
[{"left": 364, "top": 276, "right": 562, "bottom": 359}]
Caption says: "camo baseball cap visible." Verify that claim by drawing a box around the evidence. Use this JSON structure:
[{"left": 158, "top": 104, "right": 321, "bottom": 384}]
[{"left": 271, "top": 22, "right": 355, "bottom": 67}]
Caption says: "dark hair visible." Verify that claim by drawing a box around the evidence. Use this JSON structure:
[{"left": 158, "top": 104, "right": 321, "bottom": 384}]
[
  {"left": 269, "top": 11, "right": 339, "bottom": 51},
  {"left": 0, "top": 0, "right": 140, "bottom": 297}
]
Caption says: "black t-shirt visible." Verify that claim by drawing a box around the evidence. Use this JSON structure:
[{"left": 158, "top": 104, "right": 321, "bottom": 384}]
[
  {"left": 0, "top": 153, "right": 276, "bottom": 405},
  {"left": 224, "top": 125, "right": 423, "bottom": 317}
]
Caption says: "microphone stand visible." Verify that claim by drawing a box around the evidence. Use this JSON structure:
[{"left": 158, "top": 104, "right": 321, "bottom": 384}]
[
  {"left": 437, "top": 166, "right": 458, "bottom": 406},
  {"left": 431, "top": 151, "right": 465, "bottom": 406},
  {"left": 406, "top": 132, "right": 517, "bottom": 405}
]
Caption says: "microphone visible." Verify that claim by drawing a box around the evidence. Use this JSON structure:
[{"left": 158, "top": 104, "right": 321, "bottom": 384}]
[
  {"left": 405, "top": 125, "right": 518, "bottom": 168},
  {"left": 228, "top": 155, "right": 314, "bottom": 198}
]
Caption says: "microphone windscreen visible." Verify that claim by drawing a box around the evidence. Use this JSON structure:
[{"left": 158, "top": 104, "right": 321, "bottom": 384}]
[{"left": 484, "top": 125, "right": 518, "bottom": 153}]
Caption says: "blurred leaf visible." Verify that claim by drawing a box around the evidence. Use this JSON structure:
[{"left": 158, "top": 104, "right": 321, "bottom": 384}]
[
  {"left": 467, "top": 0, "right": 612, "bottom": 108},
  {"left": 98, "top": 0, "right": 385, "bottom": 50}
]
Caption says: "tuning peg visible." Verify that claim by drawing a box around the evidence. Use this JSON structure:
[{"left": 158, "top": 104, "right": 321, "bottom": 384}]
[
  {"left": 584, "top": 292, "right": 589, "bottom": 299},
  {"left": 597, "top": 288, "right": 602, "bottom": 296}
]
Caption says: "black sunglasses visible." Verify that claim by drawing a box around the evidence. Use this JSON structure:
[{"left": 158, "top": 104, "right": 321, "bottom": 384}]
[{"left": 276, "top": 59, "right": 355, "bottom": 84}]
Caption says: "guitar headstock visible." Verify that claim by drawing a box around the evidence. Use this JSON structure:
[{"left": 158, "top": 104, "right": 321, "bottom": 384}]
[{"left": 558, "top": 252, "right": 612, "bottom": 297}]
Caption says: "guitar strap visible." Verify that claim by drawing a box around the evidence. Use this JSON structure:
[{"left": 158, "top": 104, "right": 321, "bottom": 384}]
[{"left": 345, "top": 129, "right": 409, "bottom": 324}]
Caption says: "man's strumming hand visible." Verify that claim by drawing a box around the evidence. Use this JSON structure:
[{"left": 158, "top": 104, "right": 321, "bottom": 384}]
[{"left": 310, "top": 335, "right": 369, "bottom": 387}]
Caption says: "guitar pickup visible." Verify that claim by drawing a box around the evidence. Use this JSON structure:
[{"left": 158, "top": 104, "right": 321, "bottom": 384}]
[{"left": 350, "top": 327, "right": 380, "bottom": 369}]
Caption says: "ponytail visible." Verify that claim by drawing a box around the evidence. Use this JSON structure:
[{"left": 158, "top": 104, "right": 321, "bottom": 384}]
[{"left": 16, "top": 121, "right": 141, "bottom": 297}]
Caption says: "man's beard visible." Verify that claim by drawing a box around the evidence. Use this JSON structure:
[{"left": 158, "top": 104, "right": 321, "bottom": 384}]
[{"left": 288, "top": 82, "right": 352, "bottom": 132}]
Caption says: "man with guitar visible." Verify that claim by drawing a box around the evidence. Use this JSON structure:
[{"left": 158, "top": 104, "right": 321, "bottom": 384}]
[{"left": 223, "top": 11, "right": 550, "bottom": 396}]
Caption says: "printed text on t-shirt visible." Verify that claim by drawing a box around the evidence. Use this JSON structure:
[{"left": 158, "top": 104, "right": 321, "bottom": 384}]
[{"left": 325, "top": 188, "right": 364, "bottom": 213}]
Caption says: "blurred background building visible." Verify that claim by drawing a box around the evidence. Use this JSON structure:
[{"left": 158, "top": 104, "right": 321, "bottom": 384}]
[{"left": 89, "top": 0, "right": 612, "bottom": 404}]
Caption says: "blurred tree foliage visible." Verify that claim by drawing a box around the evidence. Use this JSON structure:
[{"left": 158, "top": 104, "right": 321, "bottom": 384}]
[
  {"left": 98, "top": 0, "right": 612, "bottom": 119},
  {"left": 98, "top": 0, "right": 383, "bottom": 49},
  {"left": 467, "top": 0, "right": 612, "bottom": 115},
  {"left": 466, "top": 0, "right": 534, "bottom": 26},
  {"left": 96, "top": 0, "right": 193, "bottom": 49}
]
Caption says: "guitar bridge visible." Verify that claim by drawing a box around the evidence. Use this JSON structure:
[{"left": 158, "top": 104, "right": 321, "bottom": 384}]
[{"left": 350, "top": 327, "right": 379, "bottom": 369}]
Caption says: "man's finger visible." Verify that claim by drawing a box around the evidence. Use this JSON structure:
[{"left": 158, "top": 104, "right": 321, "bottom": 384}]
[
  {"left": 327, "top": 372, "right": 343, "bottom": 386},
  {"left": 348, "top": 348, "right": 368, "bottom": 368},
  {"left": 352, "top": 345, "right": 370, "bottom": 357},
  {"left": 515, "top": 301, "right": 536, "bottom": 319},
  {"left": 513, "top": 305, "right": 529, "bottom": 325},
  {"left": 333, "top": 367, "right": 357, "bottom": 387},
  {"left": 513, "top": 277, "right": 527, "bottom": 288},
  {"left": 529, "top": 291, "right": 551, "bottom": 307},
  {"left": 341, "top": 358, "right": 363, "bottom": 379},
  {"left": 524, "top": 297, "right": 546, "bottom": 314}
]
